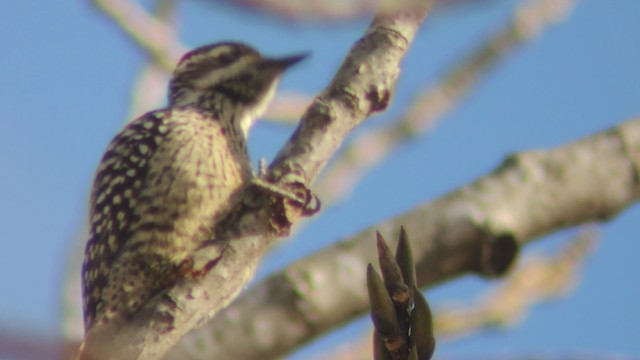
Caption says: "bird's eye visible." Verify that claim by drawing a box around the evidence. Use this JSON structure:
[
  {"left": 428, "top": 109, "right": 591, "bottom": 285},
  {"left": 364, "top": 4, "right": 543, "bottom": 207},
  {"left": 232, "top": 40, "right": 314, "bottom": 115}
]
[{"left": 218, "top": 53, "right": 235, "bottom": 66}]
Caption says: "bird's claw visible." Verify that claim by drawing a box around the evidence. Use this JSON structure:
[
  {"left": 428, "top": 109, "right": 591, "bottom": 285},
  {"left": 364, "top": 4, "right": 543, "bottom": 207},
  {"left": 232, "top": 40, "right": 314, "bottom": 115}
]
[{"left": 251, "top": 162, "right": 321, "bottom": 216}]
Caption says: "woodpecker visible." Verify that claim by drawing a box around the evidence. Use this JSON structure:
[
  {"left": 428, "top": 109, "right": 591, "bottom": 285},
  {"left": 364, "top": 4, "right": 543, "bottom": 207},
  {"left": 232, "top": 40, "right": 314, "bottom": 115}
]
[{"left": 81, "top": 42, "right": 308, "bottom": 333}]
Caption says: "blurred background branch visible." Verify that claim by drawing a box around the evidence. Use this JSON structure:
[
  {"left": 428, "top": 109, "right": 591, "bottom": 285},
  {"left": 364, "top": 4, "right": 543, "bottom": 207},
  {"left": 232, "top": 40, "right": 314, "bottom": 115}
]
[
  {"left": 317, "top": 228, "right": 599, "bottom": 359},
  {"left": 92, "top": 0, "right": 185, "bottom": 70},
  {"left": 165, "top": 117, "right": 640, "bottom": 359},
  {"left": 434, "top": 228, "right": 598, "bottom": 340},
  {"left": 314, "top": 0, "right": 576, "bottom": 208},
  {"left": 197, "top": 0, "right": 497, "bottom": 22}
]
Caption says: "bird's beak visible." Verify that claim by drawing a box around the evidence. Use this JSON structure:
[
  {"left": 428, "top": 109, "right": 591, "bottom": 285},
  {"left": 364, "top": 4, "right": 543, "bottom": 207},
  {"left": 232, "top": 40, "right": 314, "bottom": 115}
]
[{"left": 268, "top": 52, "right": 309, "bottom": 70}]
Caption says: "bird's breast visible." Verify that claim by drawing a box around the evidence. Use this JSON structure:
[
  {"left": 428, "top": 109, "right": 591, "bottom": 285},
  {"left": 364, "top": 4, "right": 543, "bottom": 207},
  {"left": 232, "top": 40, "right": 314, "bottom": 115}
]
[{"left": 133, "top": 110, "right": 251, "bottom": 257}]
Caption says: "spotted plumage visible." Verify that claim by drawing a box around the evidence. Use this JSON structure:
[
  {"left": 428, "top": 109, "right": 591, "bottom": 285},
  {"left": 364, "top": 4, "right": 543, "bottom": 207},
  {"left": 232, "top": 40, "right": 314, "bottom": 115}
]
[{"left": 81, "top": 42, "right": 307, "bottom": 331}]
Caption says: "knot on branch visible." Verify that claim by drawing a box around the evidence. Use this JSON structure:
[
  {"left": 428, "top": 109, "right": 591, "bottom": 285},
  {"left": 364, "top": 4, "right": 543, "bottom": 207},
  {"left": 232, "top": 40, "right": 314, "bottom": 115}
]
[
  {"left": 366, "top": 84, "right": 392, "bottom": 114},
  {"left": 478, "top": 232, "right": 519, "bottom": 277}
]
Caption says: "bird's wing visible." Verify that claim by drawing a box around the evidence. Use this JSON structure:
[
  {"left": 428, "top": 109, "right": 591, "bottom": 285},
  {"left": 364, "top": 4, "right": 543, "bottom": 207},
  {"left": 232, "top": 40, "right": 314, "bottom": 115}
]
[{"left": 82, "top": 110, "right": 167, "bottom": 329}]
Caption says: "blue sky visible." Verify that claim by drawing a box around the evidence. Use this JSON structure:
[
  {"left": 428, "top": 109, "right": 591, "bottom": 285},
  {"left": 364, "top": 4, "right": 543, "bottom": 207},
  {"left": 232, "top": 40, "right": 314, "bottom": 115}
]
[{"left": 1, "top": 0, "right": 639, "bottom": 358}]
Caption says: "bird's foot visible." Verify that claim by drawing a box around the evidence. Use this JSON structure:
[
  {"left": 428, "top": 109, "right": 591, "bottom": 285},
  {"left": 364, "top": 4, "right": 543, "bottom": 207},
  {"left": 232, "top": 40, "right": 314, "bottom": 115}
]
[{"left": 251, "top": 161, "right": 320, "bottom": 216}]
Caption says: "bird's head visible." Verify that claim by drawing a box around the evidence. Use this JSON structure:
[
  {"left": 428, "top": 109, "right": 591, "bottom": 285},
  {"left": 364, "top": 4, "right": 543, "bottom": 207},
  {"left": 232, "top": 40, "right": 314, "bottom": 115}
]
[{"left": 168, "top": 42, "right": 307, "bottom": 136}]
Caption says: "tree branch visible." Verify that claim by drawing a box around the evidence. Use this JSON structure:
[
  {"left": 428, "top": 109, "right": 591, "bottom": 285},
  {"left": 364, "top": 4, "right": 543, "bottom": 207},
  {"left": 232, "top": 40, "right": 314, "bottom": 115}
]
[
  {"left": 200, "top": 0, "right": 490, "bottom": 22},
  {"left": 167, "top": 117, "right": 640, "bottom": 359},
  {"left": 77, "top": 2, "right": 433, "bottom": 359},
  {"left": 315, "top": 0, "right": 577, "bottom": 207},
  {"left": 434, "top": 229, "right": 597, "bottom": 340}
]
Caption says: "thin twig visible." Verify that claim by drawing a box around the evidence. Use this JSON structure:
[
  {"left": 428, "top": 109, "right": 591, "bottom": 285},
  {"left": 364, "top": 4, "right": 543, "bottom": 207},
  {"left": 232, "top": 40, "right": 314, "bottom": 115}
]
[
  {"left": 92, "top": 0, "right": 186, "bottom": 70},
  {"left": 126, "top": 0, "right": 179, "bottom": 119},
  {"left": 435, "top": 228, "right": 598, "bottom": 340}
]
